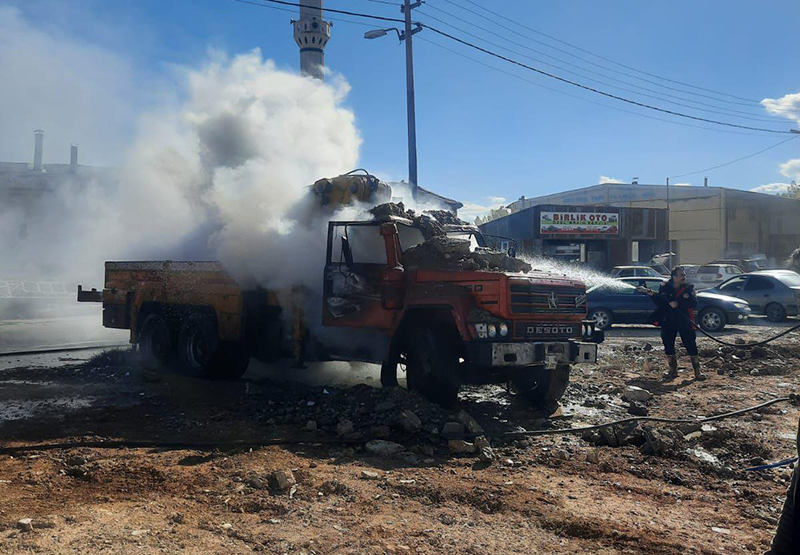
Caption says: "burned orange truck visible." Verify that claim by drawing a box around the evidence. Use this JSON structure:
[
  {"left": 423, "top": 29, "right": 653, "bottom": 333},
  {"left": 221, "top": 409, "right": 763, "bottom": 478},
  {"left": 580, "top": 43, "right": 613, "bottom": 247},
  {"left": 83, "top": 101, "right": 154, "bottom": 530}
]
[{"left": 79, "top": 172, "right": 603, "bottom": 407}]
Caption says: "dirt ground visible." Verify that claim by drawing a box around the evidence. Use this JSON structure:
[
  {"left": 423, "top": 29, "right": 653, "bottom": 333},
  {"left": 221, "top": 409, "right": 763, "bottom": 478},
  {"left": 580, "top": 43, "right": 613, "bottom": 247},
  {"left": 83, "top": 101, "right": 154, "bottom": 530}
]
[{"left": 1, "top": 320, "right": 798, "bottom": 554}]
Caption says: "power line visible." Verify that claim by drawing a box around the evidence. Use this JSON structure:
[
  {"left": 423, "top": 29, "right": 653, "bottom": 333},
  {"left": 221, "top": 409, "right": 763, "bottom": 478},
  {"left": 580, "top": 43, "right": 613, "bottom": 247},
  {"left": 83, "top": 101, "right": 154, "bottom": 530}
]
[
  {"left": 416, "top": 8, "right": 790, "bottom": 125},
  {"left": 228, "top": 0, "right": 793, "bottom": 134},
  {"left": 422, "top": 25, "right": 794, "bottom": 134},
  {"left": 442, "top": 0, "right": 763, "bottom": 105},
  {"left": 667, "top": 134, "right": 800, "bottom": 179},
  {"left": 419, "top": 2, "right": 790, "bottom": 123},
  {"left": 232, "top": 0, "right": 404, "bottom": 23},
  {"left": 417, "top": 36, "right": 770, "bottom": 137},
  {"left": 231, "top": 0, "right": 385, "bottom": 27}
]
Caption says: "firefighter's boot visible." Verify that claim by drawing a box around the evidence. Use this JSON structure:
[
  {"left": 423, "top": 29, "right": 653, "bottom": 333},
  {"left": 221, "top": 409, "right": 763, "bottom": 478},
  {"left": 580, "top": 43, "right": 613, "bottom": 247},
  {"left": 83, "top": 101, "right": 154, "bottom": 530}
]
[
  {"left": 691, "top": 356, "right": 706, "bottom": 381},
  {"left": 663, "top": 355, "right": 678, "bottom": 381}
]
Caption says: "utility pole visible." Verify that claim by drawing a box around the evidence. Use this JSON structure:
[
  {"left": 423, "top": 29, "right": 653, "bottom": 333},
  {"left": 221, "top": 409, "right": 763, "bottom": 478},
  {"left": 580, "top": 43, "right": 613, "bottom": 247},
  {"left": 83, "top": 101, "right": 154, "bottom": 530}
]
[
  {"left": 402, "top": 0, "right": 422, "bottom": 202},
  {"left": 665, "top": 177, "right": 671, "bottom": 268},
  {"left": 364, "top": 1, "right": 422, "bottom": 202}
]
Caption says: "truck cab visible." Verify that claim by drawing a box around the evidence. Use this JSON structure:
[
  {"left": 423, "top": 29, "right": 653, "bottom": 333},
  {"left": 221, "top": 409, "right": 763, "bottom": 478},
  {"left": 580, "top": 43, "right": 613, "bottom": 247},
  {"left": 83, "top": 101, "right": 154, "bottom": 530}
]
[{"left": 322, "top": 216, "right": 601, "bottom": 407}]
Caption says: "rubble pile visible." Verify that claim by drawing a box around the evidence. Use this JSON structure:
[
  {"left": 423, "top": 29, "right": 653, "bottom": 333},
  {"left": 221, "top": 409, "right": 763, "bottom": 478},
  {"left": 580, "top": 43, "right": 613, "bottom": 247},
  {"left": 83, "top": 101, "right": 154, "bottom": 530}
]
[
  {"left": 700, "top": 342, "right": 799, "bottom": 376},
  {"left": 370, "top": 202, "right": 532, "bottom": 273},
  {"left": 402, "top": 236, "right": 532, "bottom": 273}
]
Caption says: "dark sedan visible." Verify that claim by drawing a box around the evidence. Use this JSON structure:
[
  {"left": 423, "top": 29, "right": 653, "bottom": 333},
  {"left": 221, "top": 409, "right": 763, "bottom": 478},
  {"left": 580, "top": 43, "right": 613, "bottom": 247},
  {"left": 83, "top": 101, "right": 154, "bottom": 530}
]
[
  {"left": 587, "top": 277, "right": 751, "bottom": 332},
  {"left": 707, "top": 270, "right": 800, "bottom": 321}
]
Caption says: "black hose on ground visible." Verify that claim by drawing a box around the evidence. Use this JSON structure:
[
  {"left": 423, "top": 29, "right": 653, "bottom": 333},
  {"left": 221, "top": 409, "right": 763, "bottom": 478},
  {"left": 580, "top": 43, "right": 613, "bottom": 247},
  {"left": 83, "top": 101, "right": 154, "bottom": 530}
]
[
  {"left": 694, "top": 320, "right": 800, "bottom": 348},
  {"left": 503, "top": 395, "right": 799, "bottom": 437}
]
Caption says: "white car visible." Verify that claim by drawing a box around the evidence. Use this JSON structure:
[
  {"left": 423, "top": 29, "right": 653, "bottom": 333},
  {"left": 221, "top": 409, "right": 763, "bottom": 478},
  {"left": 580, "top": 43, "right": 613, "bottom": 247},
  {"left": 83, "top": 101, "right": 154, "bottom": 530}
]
[
  {"left": 611, "top": 266, "right": 662, "bottom": 278},
  {"left": 694, "top": 264, "right": 743, "bottom": 289}
]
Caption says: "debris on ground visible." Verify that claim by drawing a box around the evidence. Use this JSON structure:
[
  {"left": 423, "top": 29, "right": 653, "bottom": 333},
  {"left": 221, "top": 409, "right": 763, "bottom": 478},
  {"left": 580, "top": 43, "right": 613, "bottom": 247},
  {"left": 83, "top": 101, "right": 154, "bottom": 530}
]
[{"left": 1, "top": 322, "right": 798, "bottom": 553}]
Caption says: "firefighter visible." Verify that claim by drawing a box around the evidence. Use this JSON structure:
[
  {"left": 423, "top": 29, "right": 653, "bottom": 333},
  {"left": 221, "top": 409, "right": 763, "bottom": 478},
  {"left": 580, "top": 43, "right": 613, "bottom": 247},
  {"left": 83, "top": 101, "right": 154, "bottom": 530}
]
[
  {"left": 764, "top": 416, "right": 799, "bottom": 554},
  {"left": 638, "top": 266, "right": 705, "bottom": 381}
]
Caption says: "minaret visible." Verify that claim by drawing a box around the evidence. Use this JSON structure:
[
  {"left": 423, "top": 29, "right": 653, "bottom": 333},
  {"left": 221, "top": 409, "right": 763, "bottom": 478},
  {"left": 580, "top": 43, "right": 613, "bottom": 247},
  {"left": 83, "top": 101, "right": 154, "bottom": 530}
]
[{"left": 292, "top": 0, "right": 331, "bottom": 80}]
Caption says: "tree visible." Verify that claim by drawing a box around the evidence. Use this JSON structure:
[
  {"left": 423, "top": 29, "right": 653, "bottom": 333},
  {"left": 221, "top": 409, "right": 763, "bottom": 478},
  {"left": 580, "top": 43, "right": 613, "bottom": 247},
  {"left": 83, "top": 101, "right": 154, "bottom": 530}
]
[
  {"left": 475, "top": 207, "right": 509, "bottom": 226},
  {"left": 779, "top": 181, "right": 799, "bottom": 199}
]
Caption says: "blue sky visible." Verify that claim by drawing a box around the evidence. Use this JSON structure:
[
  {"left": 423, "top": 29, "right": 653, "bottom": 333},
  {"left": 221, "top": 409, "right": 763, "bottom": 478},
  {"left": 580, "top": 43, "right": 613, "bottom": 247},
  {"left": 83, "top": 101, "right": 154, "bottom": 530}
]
[{"left": 3, "top": 0, "right": 799, "bottom": 218}]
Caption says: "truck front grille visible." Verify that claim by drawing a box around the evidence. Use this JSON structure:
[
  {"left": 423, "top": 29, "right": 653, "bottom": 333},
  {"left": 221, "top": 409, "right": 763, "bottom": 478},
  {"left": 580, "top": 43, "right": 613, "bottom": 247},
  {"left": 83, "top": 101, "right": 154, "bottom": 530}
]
[{"left": 509, "top": 284, "right": 587, "bottom": 315}]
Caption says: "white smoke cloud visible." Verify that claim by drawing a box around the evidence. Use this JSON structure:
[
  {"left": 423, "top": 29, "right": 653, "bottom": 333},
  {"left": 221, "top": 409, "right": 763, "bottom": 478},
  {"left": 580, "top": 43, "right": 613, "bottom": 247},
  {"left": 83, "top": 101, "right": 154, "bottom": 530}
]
[
  {"left": 598, "top": 175, "right": 625, "bottom": 184},
  {"left": 0, "top": 6, "right": 138, "bottom": 165},
  {"left": 119, "top": 50, "right": 362, "bottom": 290},
  {"left": 761, "top": 92, "right": 800, "bottom": 124},
  {"left": 2, "top": 43, "right": 363, "bottom": 310}
]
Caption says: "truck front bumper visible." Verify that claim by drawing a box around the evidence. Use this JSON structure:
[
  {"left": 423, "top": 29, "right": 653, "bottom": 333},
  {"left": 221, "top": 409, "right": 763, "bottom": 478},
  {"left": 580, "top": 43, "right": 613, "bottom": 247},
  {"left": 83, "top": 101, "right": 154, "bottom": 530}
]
[{"left": 466, "top": 340, "right": 597, "bottom": 369}]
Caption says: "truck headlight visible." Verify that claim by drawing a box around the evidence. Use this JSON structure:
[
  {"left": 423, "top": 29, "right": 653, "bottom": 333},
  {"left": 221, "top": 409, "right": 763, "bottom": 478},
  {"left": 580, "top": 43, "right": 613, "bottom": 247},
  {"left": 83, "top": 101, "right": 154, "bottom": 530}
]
[
  {"left": 488, "top": 324, "right": 497, "bottom": 338},
  {"left": 499, "top": 323, "right": 509, "bottom": 337}
]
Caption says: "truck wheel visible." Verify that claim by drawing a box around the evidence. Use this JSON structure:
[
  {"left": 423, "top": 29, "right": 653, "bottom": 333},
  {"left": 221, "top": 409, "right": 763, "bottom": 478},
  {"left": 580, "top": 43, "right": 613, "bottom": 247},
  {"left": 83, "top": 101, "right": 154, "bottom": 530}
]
[
  {"left": 699, "top": 307, "right": 726, "bottom": 332},
  {"left": 380, "top": 359, "right": 399, "bottom": 388},
  {"left": 139, "top": 314, "right": 173, "bottom": 367},
  {"left": 765, "top": 303, "right": 787, "bottom": 322},
  {"left": 178, "top": 313, "right": 219, "bottom": 378},
  {"left": 510, "top": 364, "right": 570, "bottom": 413},
  {"left": 211, "top": 341, "right": 251, "bottom": 380},
  {"left": 405, "top": 328, "right": 460, "bottom": 406}
]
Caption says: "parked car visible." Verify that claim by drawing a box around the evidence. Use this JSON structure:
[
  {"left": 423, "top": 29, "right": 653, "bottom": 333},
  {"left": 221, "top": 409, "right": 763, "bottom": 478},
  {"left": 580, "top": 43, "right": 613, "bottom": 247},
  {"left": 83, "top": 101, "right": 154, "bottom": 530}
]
[
  {"left": 682, "top": 264, "right": 701, "bottom": 282},
  {"left": 611, "top": 265, "right": 662, "bottom": 278},
  {"left": 707, "top": 270, "right": 800, "bottom": 321},
  {"left": 694, "top": 264, "right": 744, "bottom": 288},
  {"left": 586, "top": 277, "right": 751, "bottom": 332},
  {"left": 709, "top": 258, "right": 763, "bottom": 272}
]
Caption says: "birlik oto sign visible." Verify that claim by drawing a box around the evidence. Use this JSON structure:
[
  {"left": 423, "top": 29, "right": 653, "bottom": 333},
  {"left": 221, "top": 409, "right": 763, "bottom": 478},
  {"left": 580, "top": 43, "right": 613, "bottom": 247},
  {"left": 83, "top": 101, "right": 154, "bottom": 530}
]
[{"left": 540, "top": 211, "right": 619, "bottom": 235}]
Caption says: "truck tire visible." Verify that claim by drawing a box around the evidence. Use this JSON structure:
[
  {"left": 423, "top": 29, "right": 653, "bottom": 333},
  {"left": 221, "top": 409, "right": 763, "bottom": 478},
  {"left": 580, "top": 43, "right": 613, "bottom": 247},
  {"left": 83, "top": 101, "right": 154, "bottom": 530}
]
[
  {"left": 380, "top": 359, "right": 399, "bottom": 388},
  {"left": 139, "top": 314, "right": 173, "bottom": 367},
  {"left": 510, "top": 364, "right": 570, "bottom": 413},
  {"left": 178, "top": 313, "right": 219, "bottom": 378},
  {"left": 405, "top": 327, "right": 460, "bottom": 406},
  {"left": 210, "top": 341, "right": 250, "bottom": 380}
]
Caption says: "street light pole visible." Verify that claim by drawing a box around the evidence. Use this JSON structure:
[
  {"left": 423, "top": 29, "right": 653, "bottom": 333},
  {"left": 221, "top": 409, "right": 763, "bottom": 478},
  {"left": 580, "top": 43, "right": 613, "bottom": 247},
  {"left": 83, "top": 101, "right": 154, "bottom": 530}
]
[
  {"left": 364, "top": 2, "right": 422, "bottom": 202},
  {"left": 402, "top": 0, "right": 421, "bottom": 202}
]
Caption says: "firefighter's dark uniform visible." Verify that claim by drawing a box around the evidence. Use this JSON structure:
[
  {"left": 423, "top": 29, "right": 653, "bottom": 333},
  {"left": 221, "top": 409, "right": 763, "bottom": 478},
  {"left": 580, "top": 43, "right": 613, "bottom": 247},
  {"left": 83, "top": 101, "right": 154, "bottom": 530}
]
[
  {"left": 764, "top": 419, "right": 799, "bottom": 554},
  {"left": 649, "top": 280, "right": 703, "bottom": 379}
]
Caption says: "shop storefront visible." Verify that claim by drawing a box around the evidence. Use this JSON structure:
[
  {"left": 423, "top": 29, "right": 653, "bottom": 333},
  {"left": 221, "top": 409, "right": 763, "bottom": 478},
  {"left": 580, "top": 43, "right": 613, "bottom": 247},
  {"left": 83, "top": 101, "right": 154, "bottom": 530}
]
[{"left": 479, "top": 204, "right": 669, "bottom": 271}]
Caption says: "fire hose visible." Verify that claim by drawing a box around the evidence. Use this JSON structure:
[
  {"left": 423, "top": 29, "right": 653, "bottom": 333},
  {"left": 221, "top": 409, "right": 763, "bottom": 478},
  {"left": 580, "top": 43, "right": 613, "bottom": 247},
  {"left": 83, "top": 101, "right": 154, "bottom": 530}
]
[{"left": 694, "top": 320, "right": 800, "bottom": 348}]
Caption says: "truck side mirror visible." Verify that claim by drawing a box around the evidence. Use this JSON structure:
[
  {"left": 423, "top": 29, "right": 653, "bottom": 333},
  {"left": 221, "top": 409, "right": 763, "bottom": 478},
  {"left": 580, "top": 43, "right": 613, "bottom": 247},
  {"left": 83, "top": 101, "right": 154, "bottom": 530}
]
[{"left": 341, "top": 236, "right": 354, "bottom": 269}]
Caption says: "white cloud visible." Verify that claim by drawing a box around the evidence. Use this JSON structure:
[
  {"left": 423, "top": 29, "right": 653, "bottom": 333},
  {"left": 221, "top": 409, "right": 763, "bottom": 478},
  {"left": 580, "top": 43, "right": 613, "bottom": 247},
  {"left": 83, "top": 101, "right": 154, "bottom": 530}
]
[
  {"left": 459, "top": 196, "right": 508, "bottom": 223},
  {"left": 674, "top": 182, "right": 691, "bottom": 187},
  {"left": 780, "top": 158, "right": 800, "bottom": 182},
  {"left": 761, "top": 92, "right": 800, "bottom": 123},
  {"left": 599, "top": 175, "right": 625, "bottom": 184},
  {"left": 750, "top": 182, "right": 792, "bottom": 195},
  {"left": 0, "top": 6, "right": 139, "bottom": 165}
]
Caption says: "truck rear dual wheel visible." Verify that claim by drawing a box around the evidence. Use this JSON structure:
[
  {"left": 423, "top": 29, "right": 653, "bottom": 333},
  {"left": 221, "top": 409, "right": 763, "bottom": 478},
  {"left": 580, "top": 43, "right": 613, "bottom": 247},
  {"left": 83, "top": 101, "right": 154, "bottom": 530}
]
[
  {"left": 510, "top": 364, "right": 570, "bottom": 414},
  {"left": 139, "top": 314, "right": 173, "bottom": 368},
  {"left": 177, "top": 313, "right": 250, "bottom": 380},
  {"left": 404, "top": 327, "right": 461, "bottom": 406}
]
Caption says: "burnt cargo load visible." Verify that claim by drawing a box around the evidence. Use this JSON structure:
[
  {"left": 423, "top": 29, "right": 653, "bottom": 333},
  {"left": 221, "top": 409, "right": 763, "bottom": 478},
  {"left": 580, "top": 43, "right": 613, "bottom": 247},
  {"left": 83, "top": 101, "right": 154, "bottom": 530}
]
[{"left": 79, "top": 171, "right": 603, "bottom": 408}]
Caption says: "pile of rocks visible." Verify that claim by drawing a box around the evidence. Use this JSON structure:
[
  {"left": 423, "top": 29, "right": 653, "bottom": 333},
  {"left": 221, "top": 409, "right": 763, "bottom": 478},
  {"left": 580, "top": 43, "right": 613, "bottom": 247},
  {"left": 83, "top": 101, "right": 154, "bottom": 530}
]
[{"left": 369, "top": 202, "right": 531, "bottom": 273}]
